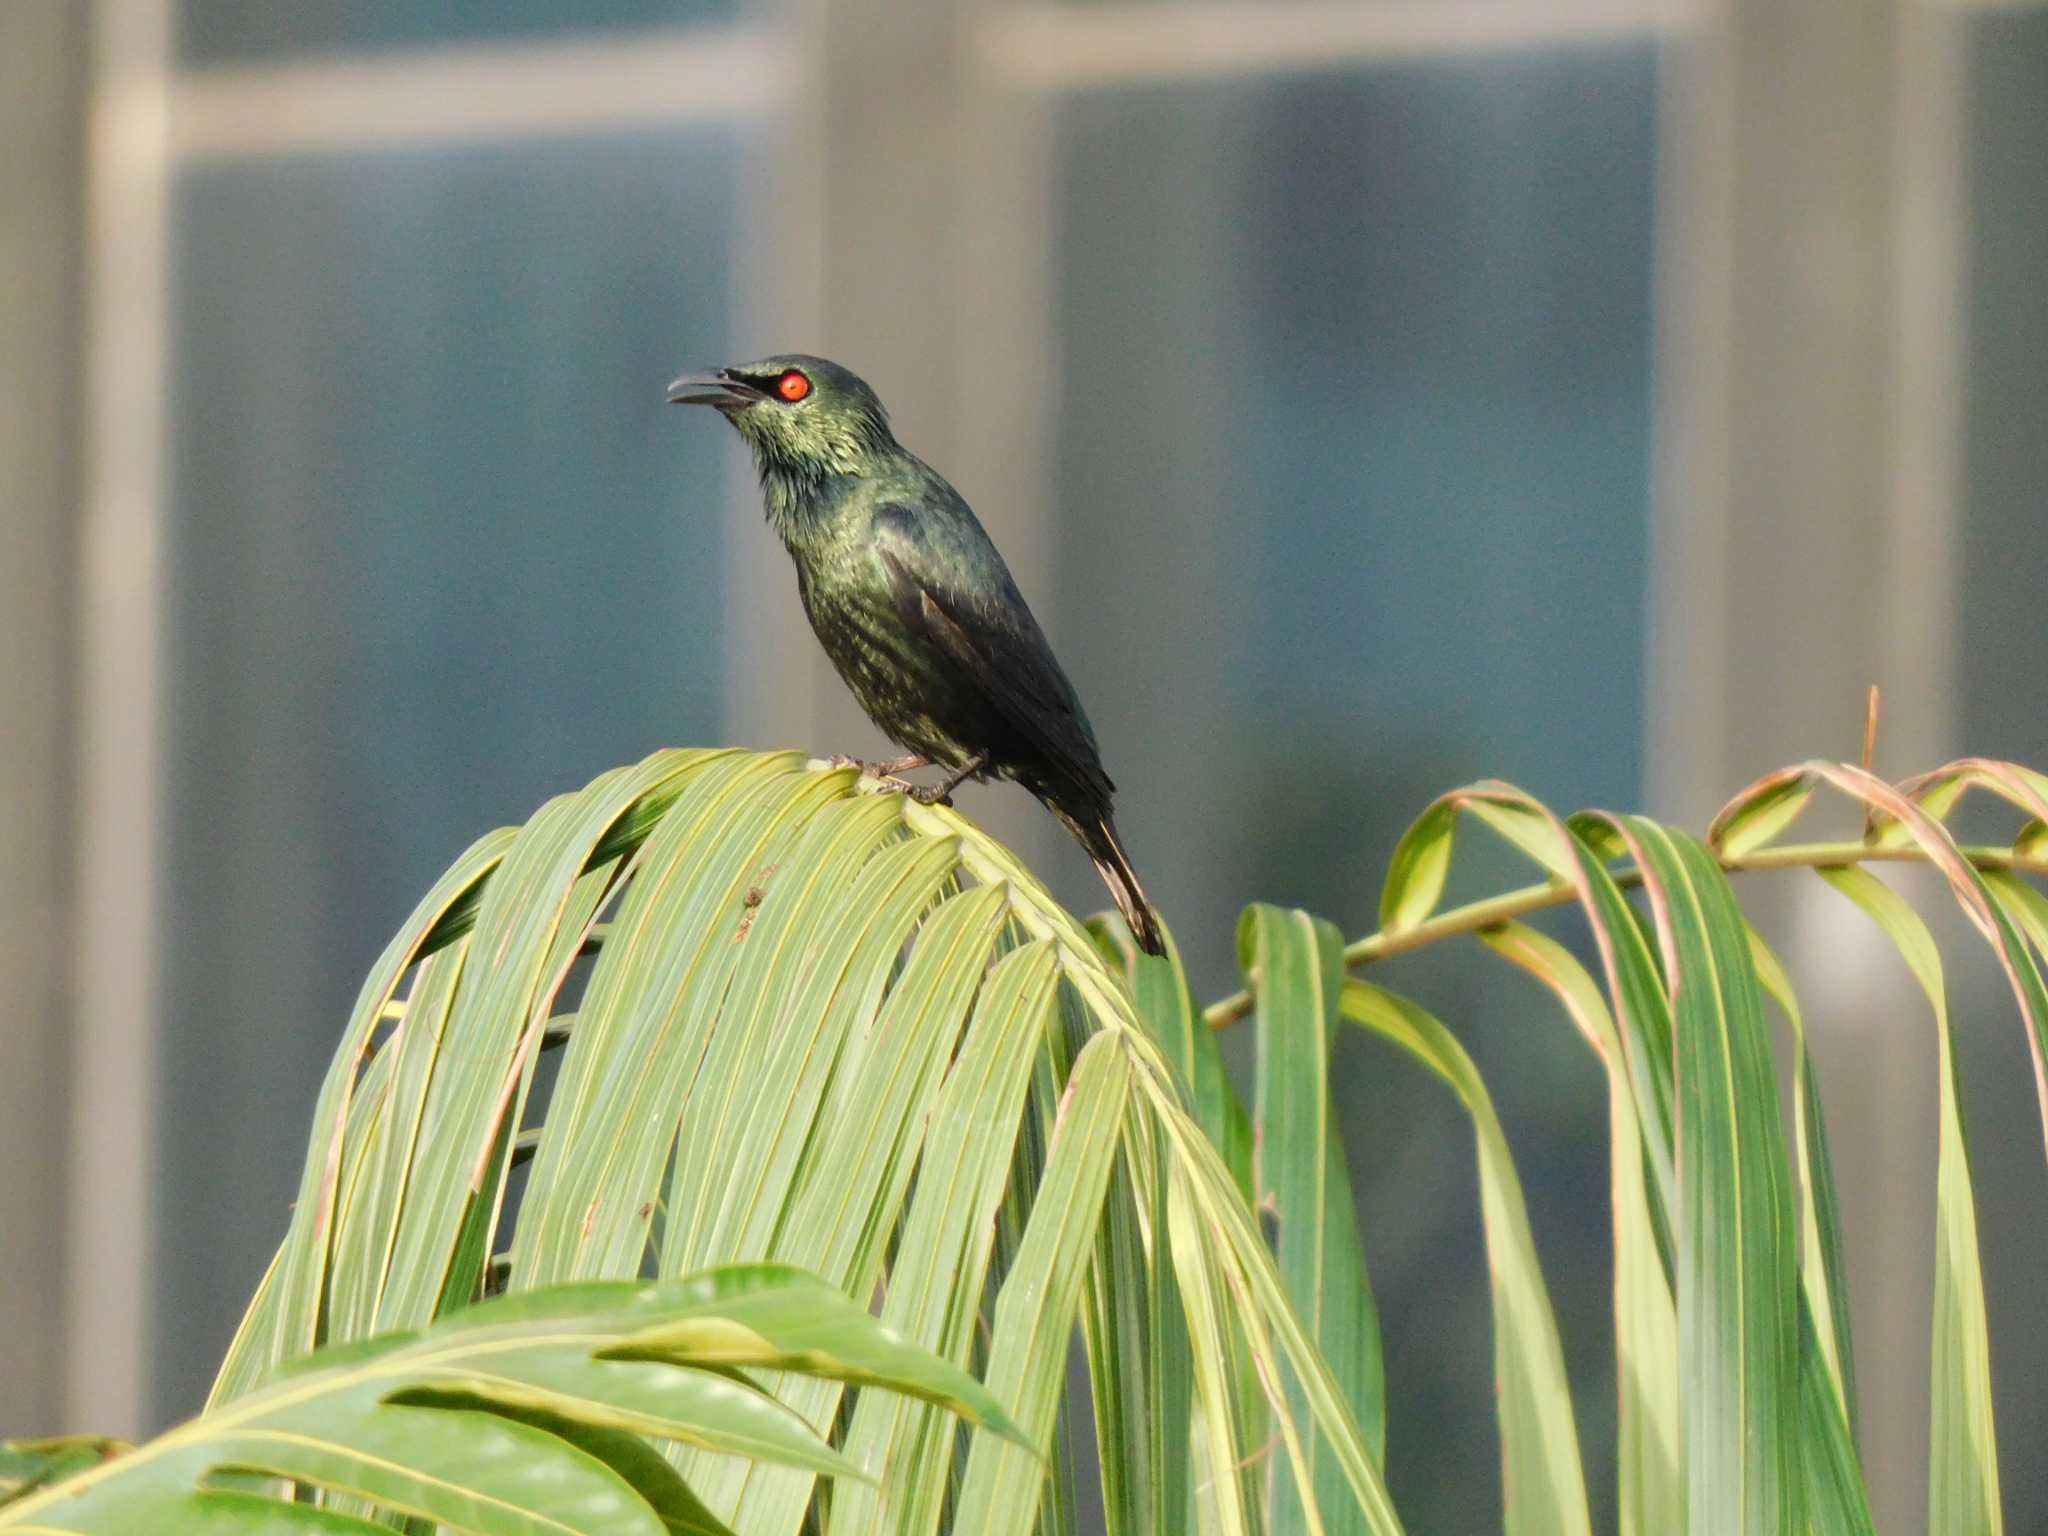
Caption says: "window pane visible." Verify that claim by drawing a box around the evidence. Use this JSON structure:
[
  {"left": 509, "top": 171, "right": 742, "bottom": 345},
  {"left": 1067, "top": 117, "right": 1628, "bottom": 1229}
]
[
  {"left": 155, "top": 127, "right": 738, "bottom": 1422},
  {"left": 1961, "top": 9, "right": 2048, "bottom": 771},
  {"left": 1051, "top": 45, "right": 1656, "bottom": 1533},
  {"left": 177, "top": 0, "right": 741, "bottom": 66}
]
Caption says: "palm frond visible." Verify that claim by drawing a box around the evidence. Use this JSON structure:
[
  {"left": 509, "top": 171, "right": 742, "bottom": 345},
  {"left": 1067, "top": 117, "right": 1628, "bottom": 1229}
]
[
  {"left": 197, "top": 750, "right": 1394, "bottom": 1535},
  {"left": 0, "top": 1267, "right": 1021, "bottom": 1535},
  {"left": 53, "top": 746, "right": 2047, "bottom": 1534}
]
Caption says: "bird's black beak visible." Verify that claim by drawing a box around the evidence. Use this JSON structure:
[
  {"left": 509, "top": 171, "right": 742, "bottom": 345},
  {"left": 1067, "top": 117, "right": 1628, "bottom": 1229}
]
[{"left": 666, "top": 368, "right": 765, "bottom": 408}]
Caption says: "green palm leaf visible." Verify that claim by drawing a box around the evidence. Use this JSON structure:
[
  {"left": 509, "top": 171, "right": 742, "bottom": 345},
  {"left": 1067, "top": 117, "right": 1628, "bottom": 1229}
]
[
  {"left": 43, "top": 744, "right": 2046, "bottom": 1535},
  {"left": 191, "top": 750, "right": 1394, "bottom": 1534},
  {"left": 1341, "top": 980, "right": 1590, "bottom": 1536},
  {"left": 1243, "top": 903, "right": 1386, "bottom": 1527},
  {"left": 0, "top": 1268, "right": 1020, "bottom": 1535}
]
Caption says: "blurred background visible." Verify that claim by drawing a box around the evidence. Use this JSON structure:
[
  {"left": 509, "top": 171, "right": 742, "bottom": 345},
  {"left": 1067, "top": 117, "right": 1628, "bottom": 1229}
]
[{"left": 2, "top": 0, "right": 2044, "bottom": 1530}]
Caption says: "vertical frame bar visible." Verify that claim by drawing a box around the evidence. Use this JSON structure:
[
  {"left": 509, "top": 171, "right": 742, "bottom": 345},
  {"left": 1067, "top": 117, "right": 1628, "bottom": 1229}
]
[
  {"left": 0, "top": 0, "right": 89, "bottom": 1438},
  {"left": 70, "top": 0, "right": 173, "bottom": 1438},
  {"left": 1647, "top": 2, "right": 1970, "bottom": 1525}
]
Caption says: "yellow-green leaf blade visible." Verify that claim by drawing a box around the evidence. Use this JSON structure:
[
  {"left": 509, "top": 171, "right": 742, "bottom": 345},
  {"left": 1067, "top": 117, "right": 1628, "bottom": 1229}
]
[{"left": 1341, "top": 980, "right": 1591, "bottom": 1536}]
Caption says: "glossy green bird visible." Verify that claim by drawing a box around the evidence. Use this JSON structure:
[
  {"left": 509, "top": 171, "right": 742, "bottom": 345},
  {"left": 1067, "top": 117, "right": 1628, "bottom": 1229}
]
[{"left": 668, "top": 353, "right": 1164, "bottom": 955}]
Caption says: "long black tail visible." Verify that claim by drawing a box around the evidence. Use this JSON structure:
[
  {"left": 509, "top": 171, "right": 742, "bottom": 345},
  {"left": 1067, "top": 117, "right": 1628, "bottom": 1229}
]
[{"left": 1075, "top": 811, "right": 1165, "bottom": 957}]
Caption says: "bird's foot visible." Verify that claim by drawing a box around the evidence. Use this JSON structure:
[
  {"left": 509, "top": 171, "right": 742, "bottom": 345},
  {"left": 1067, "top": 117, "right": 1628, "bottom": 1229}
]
[
  {"left": 903, "top": 754, "right": 988, "bottom": 808},
  {"left": 826, "top": 752, "right": 928, "bottom": 782},
  {"left": 826, "top": 752, "right": 985, "bottom": 807}
]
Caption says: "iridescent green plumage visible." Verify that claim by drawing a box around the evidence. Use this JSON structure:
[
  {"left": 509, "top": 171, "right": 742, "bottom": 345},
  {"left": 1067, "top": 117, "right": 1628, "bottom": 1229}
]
[{"left": 669, "top": 353, "right": 1163, "bottom": 954}]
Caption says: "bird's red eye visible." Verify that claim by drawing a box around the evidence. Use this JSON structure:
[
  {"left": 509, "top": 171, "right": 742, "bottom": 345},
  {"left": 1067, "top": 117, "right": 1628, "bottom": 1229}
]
[{"left": 777, "top": 369, "right": 810, "bottom": 402}]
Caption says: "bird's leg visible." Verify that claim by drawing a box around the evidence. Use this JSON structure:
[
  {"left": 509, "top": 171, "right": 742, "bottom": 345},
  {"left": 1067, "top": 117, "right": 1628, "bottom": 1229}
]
[
  {"left": 826, "top": 752, "right": 928, "bottom": 785},
  {"left": 907, "top": 755, "right": 988, "bottom": 807}
]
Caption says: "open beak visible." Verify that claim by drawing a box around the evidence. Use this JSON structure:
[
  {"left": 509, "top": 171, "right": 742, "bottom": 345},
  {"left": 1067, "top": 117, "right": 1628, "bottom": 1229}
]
[{"left": 666, "top": 368, "right": 765, "bottom": 408}]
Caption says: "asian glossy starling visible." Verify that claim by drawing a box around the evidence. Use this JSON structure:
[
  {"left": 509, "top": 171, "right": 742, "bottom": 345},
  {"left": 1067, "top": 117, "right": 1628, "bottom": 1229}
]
[{"left": 668, "top": 353, "right": 1164, "bottom": 956}]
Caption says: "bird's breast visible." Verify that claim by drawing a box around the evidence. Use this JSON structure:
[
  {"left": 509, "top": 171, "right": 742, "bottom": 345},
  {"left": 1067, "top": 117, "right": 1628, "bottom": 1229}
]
[{"left": 797, "top": 561, "right": 965, "bottom": 760}]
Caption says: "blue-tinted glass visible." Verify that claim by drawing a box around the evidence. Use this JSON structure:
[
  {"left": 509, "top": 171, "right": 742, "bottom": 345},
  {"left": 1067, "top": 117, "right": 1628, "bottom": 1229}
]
[
  {"left": 178, "top": 0, "right": 739, "bottom": 66},
  {"left": 1961, "top": 11, "right": 2048, "bottom": 770},
  {"left": 1960, "top": 12, "right": 2048, "bottom": 1531},
  {"left": 1053, "top": 45, "right": 1655, "bottom": 1533},
  {"left": 156, "top": 128, "right": 736, "bottom": 1424}
]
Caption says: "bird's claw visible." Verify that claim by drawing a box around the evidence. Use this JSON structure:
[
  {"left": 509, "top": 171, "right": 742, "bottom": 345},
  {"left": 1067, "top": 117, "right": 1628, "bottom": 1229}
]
[
  {"left": 826, "top": 752, "right": 929, "bottom": 780},
  {"left": 825, "top": 757, "right": 922, "bottom": 797},
  {"left": 821, "top": 752, "right": 962, "bottom": 805},
  {"left": 826, "top": 754, "right": 903, "bottom": 785}
]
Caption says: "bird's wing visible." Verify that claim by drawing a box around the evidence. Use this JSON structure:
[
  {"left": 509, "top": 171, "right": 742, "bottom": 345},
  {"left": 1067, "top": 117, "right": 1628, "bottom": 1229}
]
[{"left": 871, "top": 503, "right": 1113, "bottom": 801}]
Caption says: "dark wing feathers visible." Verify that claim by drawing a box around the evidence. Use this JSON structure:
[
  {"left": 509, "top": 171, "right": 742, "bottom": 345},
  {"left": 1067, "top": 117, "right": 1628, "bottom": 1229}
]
[{"left": 872, "top": 504, "right": 1113, "bottom": 805}]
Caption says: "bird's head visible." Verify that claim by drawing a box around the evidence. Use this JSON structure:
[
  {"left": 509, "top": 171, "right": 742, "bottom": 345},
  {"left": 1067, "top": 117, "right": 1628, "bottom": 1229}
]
[{"left": 667, "top": 354, "right": 895, "bottom": 481}]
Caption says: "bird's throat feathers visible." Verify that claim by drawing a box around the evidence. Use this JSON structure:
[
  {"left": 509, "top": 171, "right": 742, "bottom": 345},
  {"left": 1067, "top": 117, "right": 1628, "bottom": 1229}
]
[{"left": 732, "top": 398, "right": 896, "bottom": 545}]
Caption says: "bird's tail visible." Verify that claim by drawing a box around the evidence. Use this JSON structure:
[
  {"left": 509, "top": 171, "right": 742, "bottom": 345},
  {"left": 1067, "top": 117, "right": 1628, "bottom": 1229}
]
[{"left": 1078, "top": 812, "right": 1166, "bottom": 958}]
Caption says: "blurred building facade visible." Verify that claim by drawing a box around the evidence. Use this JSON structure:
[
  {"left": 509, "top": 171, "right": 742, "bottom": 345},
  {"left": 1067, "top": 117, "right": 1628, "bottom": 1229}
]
[{"left": 2, "top": 1, "right": 2044, "bottom": 1531}]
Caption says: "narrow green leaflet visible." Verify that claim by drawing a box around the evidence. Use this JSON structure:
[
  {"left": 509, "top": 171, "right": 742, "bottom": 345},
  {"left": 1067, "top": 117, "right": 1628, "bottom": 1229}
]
[
  {"left": 0, "top": 1268, "right": 1014, "bottom": 1536},
  {"left": 378, "top": 753, "right": 703, "bottom": 1331},
  {"left": 773, "top": 881, "right": 1010, "bottom": 1289},
  {"left": 1711, "top": 773, "right": 1817, "bottom": 859},
  {"left": 1623, "top": 821, "right": 1801, "bottom": 1536},
  {"left": 1743, "top": 928, "right": 1874, "bottom": 1536},
  {"left": 157, "top": 1490, "right": 400, "bottom": 1532},
  {"left": 1132, "top": 1053, "right": 1405, "bottom": 1536},
  {"left": 1462, "top": 794, "right": 1583, "bottom": 885},
  {"left": 0, "top": 1440, "right": 127, "bottom": 1510},
  {"left": 1745, "top": 929, "right": 1858, "bottom": 1422},
  {"left": 1480, "top": 923, "right": 1676, "bottom": 1536},
  {"left": 953, "top": 1032, "right": 1134, "bottom": 1535},
  {"left": 1104, "top": 934, "right": 1250, "bottom": 1536},
  {"left": 1380, "top": 800, "right": 1459, "bottom": 932},
  {"left": 1771, "top": 762, "right": 2048, "bottom": 1159},
  {"left": 1091, "top": 935, "right": 1212, "bottom": 1536},
  {"left": 1133, "top": 1109, "right": 1197, "bottom": 1536},
  {"left": 705, "top": 828, "right": 960, "bottom": 1265},
  {"left": 328, "top": 936, "right": 472, "bottom": 1341},
  {"left": 716, "top": 881, "right": 1013, "bottom": 1536},
  {"left": 662, "top": 792, "right": 925, "bottom": 1272},
  {"left": 603, "top": 1267, "right": 1027, "bottom": 1445},
  {"left": 1341, "top": 981, "right": 1590, "bottom": 1536},
  {"left": 1989, "top": 869, "right": 2048, "bottom": 957},
  {"left": 579, "top": 1433, "right": 734, "bottom": 1536},
  {"left": 515, "top": 753, "right": 841, "bottom": 1287},
  {"left": 434, "top": 1415, "right": 737, "bottom": 1536},
  {"left": 390, "top": 1345, "right": 860, "bottom": 1474},
  {"left": 1243, "top": 902, "right": 1386, "bottom": 1524},
  {"left": 1167, "top": 1159, "right": 1260, "bottom": 1536},
  {"left": 1987, "top": 869, "right": 2048, "bottom": 1043},
  {"left": 1818, "top": 865, "right": 2002, "bottom": 1536},
  {"left": 1080, "top": 1107, "right": 1184, "bottom": 1536},
  {"left": 1794, "top": 1303, "right": 1879, "bottom": 1536},
  {"left": 1555, "top": 820, "right": 1678, "bottom": 1230},
  {"left": 1122, "top": 924, "right": 1253, "bottom": 1200},
  {"left": 219, "top": 823, "right": 516, "bottom": 1397},
  {"left": 830, "top": 941, "right": 1063, "bottom": 1536},
  {"left": 1397, "top": 784, "right": 1680, "bottom": 1224}
]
